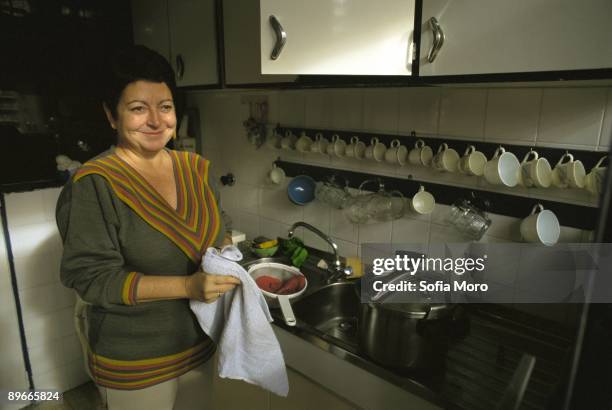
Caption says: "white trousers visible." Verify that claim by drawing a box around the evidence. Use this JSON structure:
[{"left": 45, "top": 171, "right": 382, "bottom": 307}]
[{"left": 74, "top": 295, "right": 215, "bottom": 410}]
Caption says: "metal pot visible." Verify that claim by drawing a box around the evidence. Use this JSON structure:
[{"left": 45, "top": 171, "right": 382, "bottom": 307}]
[{"left": 356, "top": 275, "right": 467, "bottom": 372}]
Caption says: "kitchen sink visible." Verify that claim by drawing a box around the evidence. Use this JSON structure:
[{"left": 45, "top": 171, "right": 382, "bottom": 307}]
[
  {"left": 240, "top": 254, "right": 361, "bottom": 345},
  {"left": 292, "top": 281, "right": 361, "bottom": 346}
]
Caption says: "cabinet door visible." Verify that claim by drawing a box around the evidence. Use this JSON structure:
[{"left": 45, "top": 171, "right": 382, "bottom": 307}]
[
  {"left": 419, "top": 0, "right": 612, "bottom": 76},
  {"left": 168, "top": 0, "right": 219, "bottom": 86},
  {"left": 270, "top": 368, "right": 357, "bottom": 410},
  {"left": 131, "top": 0, "right": 171, "bottom": 62},
  {"left": 211, "top": 353, "right": 270, "bottom": 410},
  {"left": 223, "top": 0, "right": 296, "bottom": 85},
  {"left": 260, "top": 0, "right": 416, "bottom": 75}
]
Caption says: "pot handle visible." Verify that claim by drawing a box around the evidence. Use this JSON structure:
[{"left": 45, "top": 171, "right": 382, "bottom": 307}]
[
  {"left": 421, "top": 304, "right": 433, "bottom": 320},
  {"left": 278, "top": 295, "right": 297, "bottom": 326}
]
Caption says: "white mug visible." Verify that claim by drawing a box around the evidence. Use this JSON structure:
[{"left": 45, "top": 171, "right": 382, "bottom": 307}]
[
  {"left": 346, "top": 136, "right": 366, "bottom": 159},
  {"left": 295, "top": 132, "right": 313, "bottom": 153},
  {"left": 268, "top": 163, "right": 286, "bottom": 185},
  {"left": 520, "top": 204, "right": 560, "bottom": 246},
  {"left": 518, "top": 150, "right": 552, "bottom": 188},
  {"left": 364, "top": 137, "right": 386, "bottom": 162},
  {"left": 432, "top": 143, "right": 460, "bottom": 172},
  {"left": 483, "top": 146, "right": 520, "bottom": 187},
  {"left": 326, "top": 135, "right": 336, "bottom": 156},
  {"left": 397, "top": 143, "right": 409, "bottom": 166},
  {"left": 311, "top": 132, "right": 329, "bottom": 154},
  {"left": 457, "top": 145, "right": 487, "bottom": 176},
  {"left": 584, "top": 156, "right": 608, "bottom": 196},
  {"left": 385, "top": 139, "right": 401, "bottom": 164},
  {"left": 267, "top": 130, "right": 282, "bottom": 149},
  {"left": 552, "top": 153, "right": 586, "bottom": 189},
  {"left": 281, "top": 130, "right": 297, "bottom": 150},
  {"left": 327, "top": 134, "right": 347, "bottom": 157},
  {"left": 410, "top": 185, "right": 435, "bottom": 215},
  {"left": 408, "top": 139, "right": 434, "bottom": 166}
]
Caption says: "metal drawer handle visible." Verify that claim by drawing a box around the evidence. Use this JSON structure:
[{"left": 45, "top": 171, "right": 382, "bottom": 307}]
[
  {"left": 176, "top": 54, "right": 185, "bottom": 80},
  {"left": 427, "top": 17, "right": 445, "bottom": 63},
  {"left": 269, "top": 15, "right": 286, "bottom": 60}
]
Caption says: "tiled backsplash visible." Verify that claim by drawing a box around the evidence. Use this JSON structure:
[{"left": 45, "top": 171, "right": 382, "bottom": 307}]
[
  {"left": 0, "top": 216, "right": 29, "bottom": 409},
  {"left": 187, "top": 85, "right": 606, "bottom": 245},
  {"left": 2, "top": 188, "right": 89, "bottom": 393},
  {"left": 187, "top": 85, "right": 608, "bottom": 325}
]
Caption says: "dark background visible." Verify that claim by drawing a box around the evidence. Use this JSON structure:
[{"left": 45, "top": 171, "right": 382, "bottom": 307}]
[{"left": 0, "top": 0, "right": 133, "bottom": 184}]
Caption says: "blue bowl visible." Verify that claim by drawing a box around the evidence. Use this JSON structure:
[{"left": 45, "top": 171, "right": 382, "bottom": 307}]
[{"left": 287, "top": 175, "right": 316, "bottom": 205}]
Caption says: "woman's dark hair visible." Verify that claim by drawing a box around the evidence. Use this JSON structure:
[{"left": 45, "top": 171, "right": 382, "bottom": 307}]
[{"left": 102, "top": 45, "right": 177, "bottom": 119}]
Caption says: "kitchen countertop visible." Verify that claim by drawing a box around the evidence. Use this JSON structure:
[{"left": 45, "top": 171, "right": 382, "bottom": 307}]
[{"left": 241, "top": 247, "right": 575, "bottom": 410}]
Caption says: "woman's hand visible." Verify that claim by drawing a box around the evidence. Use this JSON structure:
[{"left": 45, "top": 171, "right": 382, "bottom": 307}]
[{"left": 185, "top": 271, "right": 241, "bottom": 303}]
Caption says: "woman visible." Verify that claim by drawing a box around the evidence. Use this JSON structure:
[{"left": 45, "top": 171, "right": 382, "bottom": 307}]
[{"left": 56, "top": 45, "right": 240, "bottom": 409}]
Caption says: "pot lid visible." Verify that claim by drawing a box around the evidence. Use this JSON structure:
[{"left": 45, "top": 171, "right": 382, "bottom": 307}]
[{"left": 366, "top": 272, "right": 453, "bottom": 319}]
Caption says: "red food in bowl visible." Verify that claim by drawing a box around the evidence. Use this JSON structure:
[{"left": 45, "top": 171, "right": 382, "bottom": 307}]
[
  {"left": 276, "top": 275, "right": 306, "bottom": 295},
  {"left": 255, "top": 275, "right": 282, "bottom": 293}
]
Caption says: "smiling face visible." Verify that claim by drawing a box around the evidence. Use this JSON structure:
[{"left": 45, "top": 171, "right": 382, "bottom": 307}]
[{"left": 104, "top": 80, "right": 176, "bottom": 155}]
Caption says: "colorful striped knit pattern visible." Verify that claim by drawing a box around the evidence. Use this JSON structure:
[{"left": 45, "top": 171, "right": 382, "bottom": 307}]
[
  {"left": 73, "top": 149, "right": 221, "bottom": 263},
  {"left": 88, "top": 339, "right": 216, "bottom": 390},
  {"left": 121, "top": 272, "right": 141, "bottom": 306}
]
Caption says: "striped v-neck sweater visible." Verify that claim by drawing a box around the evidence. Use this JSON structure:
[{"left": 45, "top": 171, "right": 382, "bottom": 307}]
[{"left": 56, "top": 147, "right": 226, "bottom": 390}]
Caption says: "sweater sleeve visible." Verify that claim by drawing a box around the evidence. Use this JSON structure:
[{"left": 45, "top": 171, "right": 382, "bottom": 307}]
[{"left": 56, "top": 174, "right": 142, "bottom": 308}]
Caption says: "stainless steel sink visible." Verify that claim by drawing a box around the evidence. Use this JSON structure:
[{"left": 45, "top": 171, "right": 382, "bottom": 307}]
[{"left": 292, "top": 282, "right": 361, "bottom": 346}]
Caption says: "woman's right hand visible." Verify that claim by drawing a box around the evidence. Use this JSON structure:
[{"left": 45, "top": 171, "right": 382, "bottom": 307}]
[{"left": 185, "top": 271, "right": 241, "bottom": 303}]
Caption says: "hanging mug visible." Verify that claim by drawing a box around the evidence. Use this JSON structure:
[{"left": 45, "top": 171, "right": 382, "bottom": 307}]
[
  {"left": 584, "top": 156, "right": 608, "bottom": 195},
  {"left": 432, "top": 143, "right": 460, "bottom": 172},
  {"left": 483, "top": 146, "right": 520, "bottom": 187},
  {"left": 552, "top": 153, "right": 586, "bottom": 189},
  {"left": 409, "top": 185, "right": 435, "bottom": 215},
  {"left": 520, "top": 204, "right": 560, "bottom": 246},
  {"left": 457, "top": 145, "right": 487, "bottom": 176}
]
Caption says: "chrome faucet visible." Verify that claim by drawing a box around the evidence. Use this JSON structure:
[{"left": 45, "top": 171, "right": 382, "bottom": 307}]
[{"left": 288, "top": 222, "right": 352, "bottom": 283}]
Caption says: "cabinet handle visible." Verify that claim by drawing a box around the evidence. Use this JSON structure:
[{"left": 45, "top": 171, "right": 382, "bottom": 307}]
[
  {"left": 176, "top": 54, "right": 185, "bottom": 80},
  {"left": 269, "top": 15, "right": 286, "bottom": 60},
  {"left": 427, "top": 17, "right": 445, "bottom": 63}
]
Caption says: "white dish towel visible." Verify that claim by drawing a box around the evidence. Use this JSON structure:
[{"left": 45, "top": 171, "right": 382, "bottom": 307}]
[{"left": 189, "top": 246, "right": 289, "bottom": 397}]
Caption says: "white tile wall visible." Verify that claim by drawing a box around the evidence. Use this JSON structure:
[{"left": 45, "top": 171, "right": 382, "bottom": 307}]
[
  {"left": 391, "top": 218, "right": 431, "bottom": 244},
  {"left": 358, "top": 221, "right": 393, "bottom": 244},
  {"left": 188, "top": 85, "right": 609, "bottom": 326},
  {"left": 304, "top": 89, "right": 333, "bottom": 129},
  {"left": 363, "top": 88, "right": 400, "bottom": 133},
  {"left": 0, "top": 216, "right": 29, "bottom": 397},
  {"left": 484, "top": 88, "right": 541, "bottom": 143},
  {"left": 32, "top": 358, "right": 89, "bottom": 393},
  {"left": 4, "top": 190, "right": 47, "bottom": 229},
  {"left": 277, "top": 92, "right": 305, "bottom": 127},
  {"left": 438, "top": 88, "right": 487, "bottom": 139},
  {"left": 398, "top": 87, "right": 441, "bottom": 135},
  {"left": 3, "top": 188, "right": 85, "bottom": 394},
  {"left": 600, "top": 88, "right": 612, "bottom": 150},
  {"left": 330, "top": 89, "right": 363, "bottom": 131},
  {"left": 538, "top": 88, "right": 607, "bottom": 147}
]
